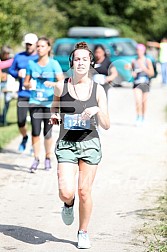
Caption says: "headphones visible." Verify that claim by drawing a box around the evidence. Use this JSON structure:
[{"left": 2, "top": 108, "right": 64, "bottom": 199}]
[{"left": 69, "top": 49, "right": 95, "bottom": 68}]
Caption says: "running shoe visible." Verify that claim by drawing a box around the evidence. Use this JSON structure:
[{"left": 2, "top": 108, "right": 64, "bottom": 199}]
[
  {"left": 30, "top": 158, "right": 39, "bottom": 173},
  {"left": 77, "top": 230, "right": 91, "bottom": 249},
  {"left": 18, "top": 135, "right": 28, "bottom": 152},
  {"left": 61, "top": 201, "right": 74, "bottom": 225},
  {"left": 44, "top": 158, "right": 51, "bottom": 171},
  {"left": 135, "top": 115, "right": 143, "bottom": 127}
]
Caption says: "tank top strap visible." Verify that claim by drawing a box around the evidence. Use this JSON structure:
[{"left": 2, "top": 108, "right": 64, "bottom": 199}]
[
  {"left": 61, "top": 78, "right": 69, "bottom": 97},
  {"left": 90, "top": 81, "right": 98, "bottom": 103}
]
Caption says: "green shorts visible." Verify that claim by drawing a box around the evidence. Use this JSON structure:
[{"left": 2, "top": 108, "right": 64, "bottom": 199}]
[{"left": 55, "top": 138, "right": 102, "bottom": 165}]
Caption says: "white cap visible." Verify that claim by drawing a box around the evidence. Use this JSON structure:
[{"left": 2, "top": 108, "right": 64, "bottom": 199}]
[{"left": 24, "top": 33, "right": 38, "bottom": 44}]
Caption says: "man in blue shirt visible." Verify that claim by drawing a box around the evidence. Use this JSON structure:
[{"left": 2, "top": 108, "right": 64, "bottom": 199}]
[{"left": 9, "top": 33, "right": 38, "bottom": 151}]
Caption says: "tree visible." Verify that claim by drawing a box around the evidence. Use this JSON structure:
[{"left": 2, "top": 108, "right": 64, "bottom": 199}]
[
  {"left": 0, "top": 0, "right": 67, "bottom": 47},
  {"left": 0, "top": 0, "right": 167, "bottom": 47}
]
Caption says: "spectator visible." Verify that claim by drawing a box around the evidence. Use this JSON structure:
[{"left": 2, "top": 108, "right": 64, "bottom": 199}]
[
  {"left": 147, "top": 38, "right": 167, "bottom": 85},
  {"left": 0, "top": 46, "right": 14, "bottom": 125}
]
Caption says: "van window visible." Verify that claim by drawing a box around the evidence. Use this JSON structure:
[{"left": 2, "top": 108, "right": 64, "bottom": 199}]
[
  {"left": 55, "top": 44, "right": 75, "bottom": 56},
  {"left": 111, "top": 42, "right": 136, "bottom": 56}
]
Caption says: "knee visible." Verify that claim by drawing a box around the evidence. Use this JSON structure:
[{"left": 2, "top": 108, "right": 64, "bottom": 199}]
[
  {"left": 18, "top": 121, "right": 26, "bottom": 128},
  {"left": 59, "top": 189, "right": 74, "bottom": 202},
  {"left": 44, "top": 133, "right": 52, "bottom": 139},
  {"left": 78, "top": 188, "right": 90, "bottom": 203}
]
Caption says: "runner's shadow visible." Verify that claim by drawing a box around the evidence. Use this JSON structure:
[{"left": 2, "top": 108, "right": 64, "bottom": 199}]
[
  {"left": 0, "top": 149, "right": 21, "bottom": 154},
  {"left": 0, "top": 163, "right": 27, "bottom": 172},
  {"left": 0, "top": 163, "right": 18, "bottom": 170},
  {"left": 0, "top": 224, "right": 77, "bottom": 246}
]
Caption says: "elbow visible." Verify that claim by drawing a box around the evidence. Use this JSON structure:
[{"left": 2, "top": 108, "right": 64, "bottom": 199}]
[
  {"left": 101, "top": 120, "right": 110, "bottom": 130},
  {"left": 105, "top": 122, "right": 110, "bottom": 130},
  {"left": 104, "top": 125, "right": 110, "bottom": 130},
  {"left": 23, "top": 82, "right": 29, "bottom": 89},
  {"left": 149, "top": 71, "right": 154, "bottom": 78}
]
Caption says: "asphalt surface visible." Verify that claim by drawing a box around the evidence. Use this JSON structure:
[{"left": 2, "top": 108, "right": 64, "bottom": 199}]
[{"left": 0, "top": 76, "right": 167, "bottom": 252}]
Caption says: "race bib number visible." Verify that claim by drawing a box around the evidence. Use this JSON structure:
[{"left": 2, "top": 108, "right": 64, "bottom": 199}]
[
  {"left": 93, "top": 74, "right": 106, "bottom": 85},
  {"left": 135, "top": 76, "right": 149, "bottom": 84},
  {"left": 33, "top": 89, "right": 49, "bottom": 101},
  {"left": 64, "top": 114, "right": 90, "bottom": 130}
]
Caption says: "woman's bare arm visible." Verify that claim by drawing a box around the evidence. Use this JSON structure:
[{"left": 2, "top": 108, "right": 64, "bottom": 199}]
[
  {"left": 146, "top": 41, "right": 160, "bottom": 48},
  {"left": 106, "top": 65, "right": 118, "bottom": 83},
  {"left": 96, "top": 84, "right": 110, "bottom": 130},
  {"left": 24, "top": 75, "right": 32, "bottom": 89},
  {"left": 142, "top": 59, "right": 154, "bottom": 77}
]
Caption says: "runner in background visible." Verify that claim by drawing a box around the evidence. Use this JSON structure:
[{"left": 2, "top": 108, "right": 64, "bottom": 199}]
[
  {"left": 24, "top": 37, "right": 63, "bottom": 172},
  {"left": 9, "top": 33, "right": 38, "bottom": 151},
  {"left": 93, "top": 44, "right": 118, "bottom": 96},
  {"left": 132, "top": 44, "right": 154, "bottom": 125}
]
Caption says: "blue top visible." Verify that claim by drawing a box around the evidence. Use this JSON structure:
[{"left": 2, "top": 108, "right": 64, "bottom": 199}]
[
  {"left": 8, "top": 52, "right": 38, "bottom": 98},
  {"left": 26, "top": 58, "right": 63, "bottom": 107}
]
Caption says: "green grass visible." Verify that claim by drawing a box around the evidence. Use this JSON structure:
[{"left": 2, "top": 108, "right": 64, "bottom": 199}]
[
  {"left": 140, "top": 195, "right": 167, "bottom": 252},
  {"left": 149, "top": 195, "right": 167, "bottom": 252},
  {"left": 0, "top": 99, "right": 19, "bottom": 150}
]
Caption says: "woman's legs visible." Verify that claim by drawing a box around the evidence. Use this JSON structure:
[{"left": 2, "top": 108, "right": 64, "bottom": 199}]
[
  {"left": 43, "top": 107, "right": 53, "bottom": 159},
  {"left": 30, "top": 106, "right": 42, "bottom": 159},
  {"left": 161, "top": 63, "right": 167, "bottom": 84},
  {"left": 58, "top": 162, "right": 78, "bottom": 205},
  {"left": 134, "top": 87, "right": 143, "bottom": 117},
  {"left": 78, "top": 160, "right": 97, "bottom": 231},
  {"left": 44, "top": 137, "right": 52, "bottom": 159},
  {"left": 142, "top": 92, "right": 149, "bottom": 119},
  {"left": 32, "top": 135, "right": 40, "bottom": 158}
]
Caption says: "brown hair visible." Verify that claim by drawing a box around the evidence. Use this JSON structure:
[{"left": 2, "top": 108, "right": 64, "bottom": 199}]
[
  {"left": 69, "top": 41, "right": 94, "bottom": 67},
  {"left": 75, "top": 41, "right": 89, "bottom": 50},
  {"left": 37, "top": 37, "right": 51, "bottom": 56}
]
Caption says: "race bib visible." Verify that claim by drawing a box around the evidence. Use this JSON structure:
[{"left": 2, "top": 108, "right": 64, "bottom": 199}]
[
  {"left": 135, "top": 76, "right": 149, "bottom": 84},
  {"left": 64, "top": 114, "right": 90, "bottom": 130},
  {"left": 33, "top": 89, "right": 49, "bottom": 101},
  {"left": 93, "top": 74, "right": 106, "bottom": 85}
]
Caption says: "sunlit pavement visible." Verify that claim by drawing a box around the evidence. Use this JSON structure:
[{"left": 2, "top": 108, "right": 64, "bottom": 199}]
[{"left": 0, "top": 76, "right": 167, "bottom": 252}]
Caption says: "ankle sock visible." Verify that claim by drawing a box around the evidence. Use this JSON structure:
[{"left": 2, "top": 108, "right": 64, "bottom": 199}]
[{"left": 64, "top": 197, "right": 75, "bottom": 208}]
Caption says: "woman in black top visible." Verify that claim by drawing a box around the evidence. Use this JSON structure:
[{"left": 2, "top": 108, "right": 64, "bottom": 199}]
[
  {"left": 44, "top": 42, "right": 110, "bottom": 249},
  {"left": 93, "top": 44, "right": 118, "bottom": 95}
]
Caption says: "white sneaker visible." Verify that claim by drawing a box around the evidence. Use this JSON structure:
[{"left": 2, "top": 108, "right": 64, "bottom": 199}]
[
  {"left": 135, "top": 116, "right": 144, "bottom": 127},
  {"left": 61, "top": 204, "right": 74, "bottom": 225},
  {"left": 77, "top": 230, "right": 91, "bottom": 249}
]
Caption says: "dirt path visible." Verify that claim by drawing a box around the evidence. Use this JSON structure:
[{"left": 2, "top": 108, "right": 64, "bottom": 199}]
[{"left": 0, "top": 77, "right": 167, "bottom": 252}]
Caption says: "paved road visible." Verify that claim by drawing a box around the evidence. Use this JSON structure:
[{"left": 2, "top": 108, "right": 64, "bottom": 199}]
[{"left": 0, "top": 77, "right": 167, "bottom": 252}]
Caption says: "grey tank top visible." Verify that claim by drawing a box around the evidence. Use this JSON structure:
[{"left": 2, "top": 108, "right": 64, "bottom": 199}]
[{"left": 58, "top": 78, "right": 99, "bottom": 142}]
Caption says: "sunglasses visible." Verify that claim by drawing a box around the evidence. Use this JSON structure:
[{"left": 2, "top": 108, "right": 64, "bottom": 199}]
[{"left": 26, "top": 43, "right": 33, "bottom": 46}]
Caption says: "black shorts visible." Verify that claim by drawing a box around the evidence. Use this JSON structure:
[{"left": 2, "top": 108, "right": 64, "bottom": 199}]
[
  {"left": 133, "top": 83, "right": 150, "bottom": 93},
  {"left": 17, "top": 96, "right": 29, "bottom": 128},
  {"left": 29, "top": 105, "right": 52, "bottom": 138}
]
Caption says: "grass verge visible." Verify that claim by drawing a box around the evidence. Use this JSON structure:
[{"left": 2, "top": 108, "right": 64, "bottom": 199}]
[
  {"left": 0, "top": 99, "right": 19, "bottom": 151},
  {"left": 135, "top": 196, "right": 167, "bottom": 251},
  {"left": 149, "top": 195, "right": 167, "bottom": 252}
]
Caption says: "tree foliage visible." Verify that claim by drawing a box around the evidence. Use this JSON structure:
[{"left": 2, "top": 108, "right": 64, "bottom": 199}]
[
  {"left": 0, "top": 0, "right": 167, "bottom": 47},
  {"left": 0, "top": 0, "right": 67, "bottom": 46}
]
